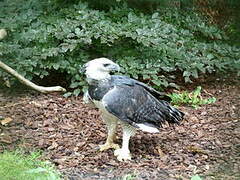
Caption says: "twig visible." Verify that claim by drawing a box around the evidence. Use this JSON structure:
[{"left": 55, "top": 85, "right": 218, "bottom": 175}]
[{"left": 0, "top": 60, "right": 66, "bottom": 93}]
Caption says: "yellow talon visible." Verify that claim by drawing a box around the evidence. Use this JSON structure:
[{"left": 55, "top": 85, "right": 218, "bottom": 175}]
[{"left": 99, "top": 143, "right": 120, "bottom": 151}]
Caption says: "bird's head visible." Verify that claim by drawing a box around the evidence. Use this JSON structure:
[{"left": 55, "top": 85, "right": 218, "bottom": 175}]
[{"left": 82, "top": 57, "right": 120, "bottom": 83}]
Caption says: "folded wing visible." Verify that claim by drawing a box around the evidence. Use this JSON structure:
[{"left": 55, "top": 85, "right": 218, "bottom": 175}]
[{"left": 102, "top": 81, "right": 184, "bottom": 133}]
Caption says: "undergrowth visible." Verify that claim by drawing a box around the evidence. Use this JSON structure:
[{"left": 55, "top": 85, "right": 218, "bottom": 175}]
[
  {"left": 0, "top": 150, "right": 61, "bottom": 180},
  {"left": 169, "top": 86, "right": 216, "bottom": 108}
]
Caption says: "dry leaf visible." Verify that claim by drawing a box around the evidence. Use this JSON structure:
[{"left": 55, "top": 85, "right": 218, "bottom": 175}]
[
  {"left": 187, "top": 145, "right": 208, "bottom": 155},
  {"left": 38, "top": 139, "right": 45, "bottom": 147},
  {"left": 48, "top": 141, "right": 59, "bottom": 150},
  {"left": 1, "top": 117, "right": 13, "bottom": 125},
  {"left": 29, "top": 101, "right": 42, "bottom": 107},
  {"left": 157, "top": 146, "right": 166, "bottom": 157},
  {"left": 0, "top": 135, "right": 13, "bottom": 144}
]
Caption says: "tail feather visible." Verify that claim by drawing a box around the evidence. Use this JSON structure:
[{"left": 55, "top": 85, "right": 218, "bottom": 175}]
[
  {"left": 130, "top": 99, "right": 184, "bottom": 133},
  {"left": 136, "top": 123, "right": 160, "bottom": 133},
  {"left": 168, "top": 105, "right": 184, "bottom": 124},
  {"left": 158, "top": 100, "right": 184, "bottom": 124},
  {"left": 134, "top": 104, "right": 184, "bottom": 133}
]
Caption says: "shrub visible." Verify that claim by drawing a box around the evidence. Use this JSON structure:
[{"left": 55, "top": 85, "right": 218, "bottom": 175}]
[{"left": 0, "top": 0, "right": 239, "bottom": 95}]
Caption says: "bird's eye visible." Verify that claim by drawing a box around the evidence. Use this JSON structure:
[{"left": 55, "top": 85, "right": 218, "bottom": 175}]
[{"left": 103, "top": 63, "right": 110, "bottom": 67}]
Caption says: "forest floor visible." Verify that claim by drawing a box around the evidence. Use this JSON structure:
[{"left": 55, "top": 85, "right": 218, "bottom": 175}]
[{"left": 0, "top": 74, "right": 239, "bottom": 180}]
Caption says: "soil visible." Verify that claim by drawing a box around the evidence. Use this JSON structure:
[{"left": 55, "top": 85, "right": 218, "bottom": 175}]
[{"left": 0, "top": 74, "right": 239, "bottom": 180}]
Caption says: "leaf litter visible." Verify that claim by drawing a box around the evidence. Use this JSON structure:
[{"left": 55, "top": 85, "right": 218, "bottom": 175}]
[{"left": 0, "top": 75, "right": 239, "bottom": 179}]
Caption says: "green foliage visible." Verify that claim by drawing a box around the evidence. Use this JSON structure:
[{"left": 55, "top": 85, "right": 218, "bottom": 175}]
[
  {"left": 0, "top": 0, "right": 239, "bottom": 93},
  {"left": 191, "top": 175, "right": 203, "bottom": 180},
  {"left": 0, "top": 150, "right": 61, "bottom": 180},
  {"left": 169, "top": 86, "right": 216, "bottom": 108},
  {"left": 122, "top": 173, "right": 137, "bottom": 180}
]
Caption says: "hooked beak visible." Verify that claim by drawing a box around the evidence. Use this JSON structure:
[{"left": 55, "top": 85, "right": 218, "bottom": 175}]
[{"left": 110, "top": 63, "right": 121, "bottom": 72}]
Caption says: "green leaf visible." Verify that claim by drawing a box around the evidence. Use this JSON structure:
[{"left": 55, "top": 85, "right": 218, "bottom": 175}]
[
  {"left": 53, "top": 63, "right": 60, "bottom": 70},
  {"left": 168, "top": 86, "right": 216, "bottom": 108},
  {"left": 207, "top": 97, "right": 217, "bottom": 104},
  {"left": 207, "top": 54, "right": 214, "bottom": 60},
  {"left": 75, "top": 74, "right": 81, "bottom": 81},
  {"left": 183, "top": 71, "right": 190, "bottom": 77},
  {"left": 142, "top": 74, "right": 150, "bottom": 80},
  {"left": 152, "top": 12, "right": 159, "bottom": 19},
  {"left": 193, "top": 86, "right": 201, "bottom": 98},
  {"left": 73, "top": 88, "right": 81, "bottom": 96},
  {"left": 70, "top": 82, "right": 80, "bottom": 88},
  {"left": 63, "top": 92, "right": 72, "bottom": 98},
  {"left": 191, "top": 175, "right": 202, "bottom": 180},
  {"left": 191, "top": 69, "right": 198, "bottom": 78},
  {"left": 184, "top": 76, "right": 192, "bottom": 83}
]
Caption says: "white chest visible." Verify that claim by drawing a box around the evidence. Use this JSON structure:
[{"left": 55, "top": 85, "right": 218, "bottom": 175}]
[{"left": 93, "top": 100, "right": 119, "bottom": 122}]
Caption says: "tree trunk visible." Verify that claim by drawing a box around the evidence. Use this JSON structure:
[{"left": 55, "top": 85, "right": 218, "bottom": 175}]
[{"left": 0, "top": 60, "right": 66, "bottom": 93}]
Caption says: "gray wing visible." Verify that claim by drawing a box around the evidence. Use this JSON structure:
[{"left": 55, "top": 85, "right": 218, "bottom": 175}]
[
  {"left": 111, "top": 75, "right": 171, "bottom": 102},
  {"left": 102, "top": 84, "right": 183, "bottom": 130}
]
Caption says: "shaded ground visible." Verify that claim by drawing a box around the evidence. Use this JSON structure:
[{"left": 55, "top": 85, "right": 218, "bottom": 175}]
[{"left": 0, "top": 75, "right": 239, "bottom": 180}]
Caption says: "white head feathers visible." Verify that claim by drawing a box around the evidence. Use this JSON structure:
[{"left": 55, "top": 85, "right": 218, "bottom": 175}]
[{"left": 83, "top": 58, "right": 120, "bottom": 83}]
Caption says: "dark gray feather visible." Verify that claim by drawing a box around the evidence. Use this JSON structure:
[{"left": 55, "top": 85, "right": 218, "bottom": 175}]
[{"left": 88, "top": 75, "right": 184, "bottom": 129}]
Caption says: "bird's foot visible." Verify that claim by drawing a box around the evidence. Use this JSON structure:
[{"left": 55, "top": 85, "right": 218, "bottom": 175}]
[
  {"left": 99, "top": 142, "right": 119, "bottom": 152},
  {"left": 114, "top": 148, "right": 131, "bottom": 161}
]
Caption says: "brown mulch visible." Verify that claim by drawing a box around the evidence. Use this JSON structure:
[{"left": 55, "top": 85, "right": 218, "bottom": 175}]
[{"left": 0, "top": 75, "right": 239, "bottom": 180}]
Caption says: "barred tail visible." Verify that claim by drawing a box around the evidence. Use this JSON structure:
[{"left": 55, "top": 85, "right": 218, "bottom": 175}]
[
  {"left": 161, "top": 101, "right": 184, "bottom": 124},
  {"left": 168, "top": 106, "right": 184, "bottom": 124}
]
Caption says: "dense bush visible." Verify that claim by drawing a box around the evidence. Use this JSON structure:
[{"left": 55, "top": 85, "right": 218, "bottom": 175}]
[{"left": 0, "top": 0, "right": 239, "bottom": 95}]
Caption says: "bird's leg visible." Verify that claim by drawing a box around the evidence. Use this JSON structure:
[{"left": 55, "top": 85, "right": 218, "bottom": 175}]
[
  {"left": 114, "top": 123, "right": 136, "bottom": 161},
  {"left": 99, "top": 116, "right": 119, "bottom": 151}
]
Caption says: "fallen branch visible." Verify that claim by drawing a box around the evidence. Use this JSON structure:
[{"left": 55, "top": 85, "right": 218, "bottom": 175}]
[{"left": 0, "top": 60, "right": 66, "bottom": 93}]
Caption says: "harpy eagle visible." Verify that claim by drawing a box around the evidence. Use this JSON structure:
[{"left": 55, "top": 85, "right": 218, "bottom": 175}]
[{"left": 82, "top": 58, "right": 184, "bottom": 161}]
